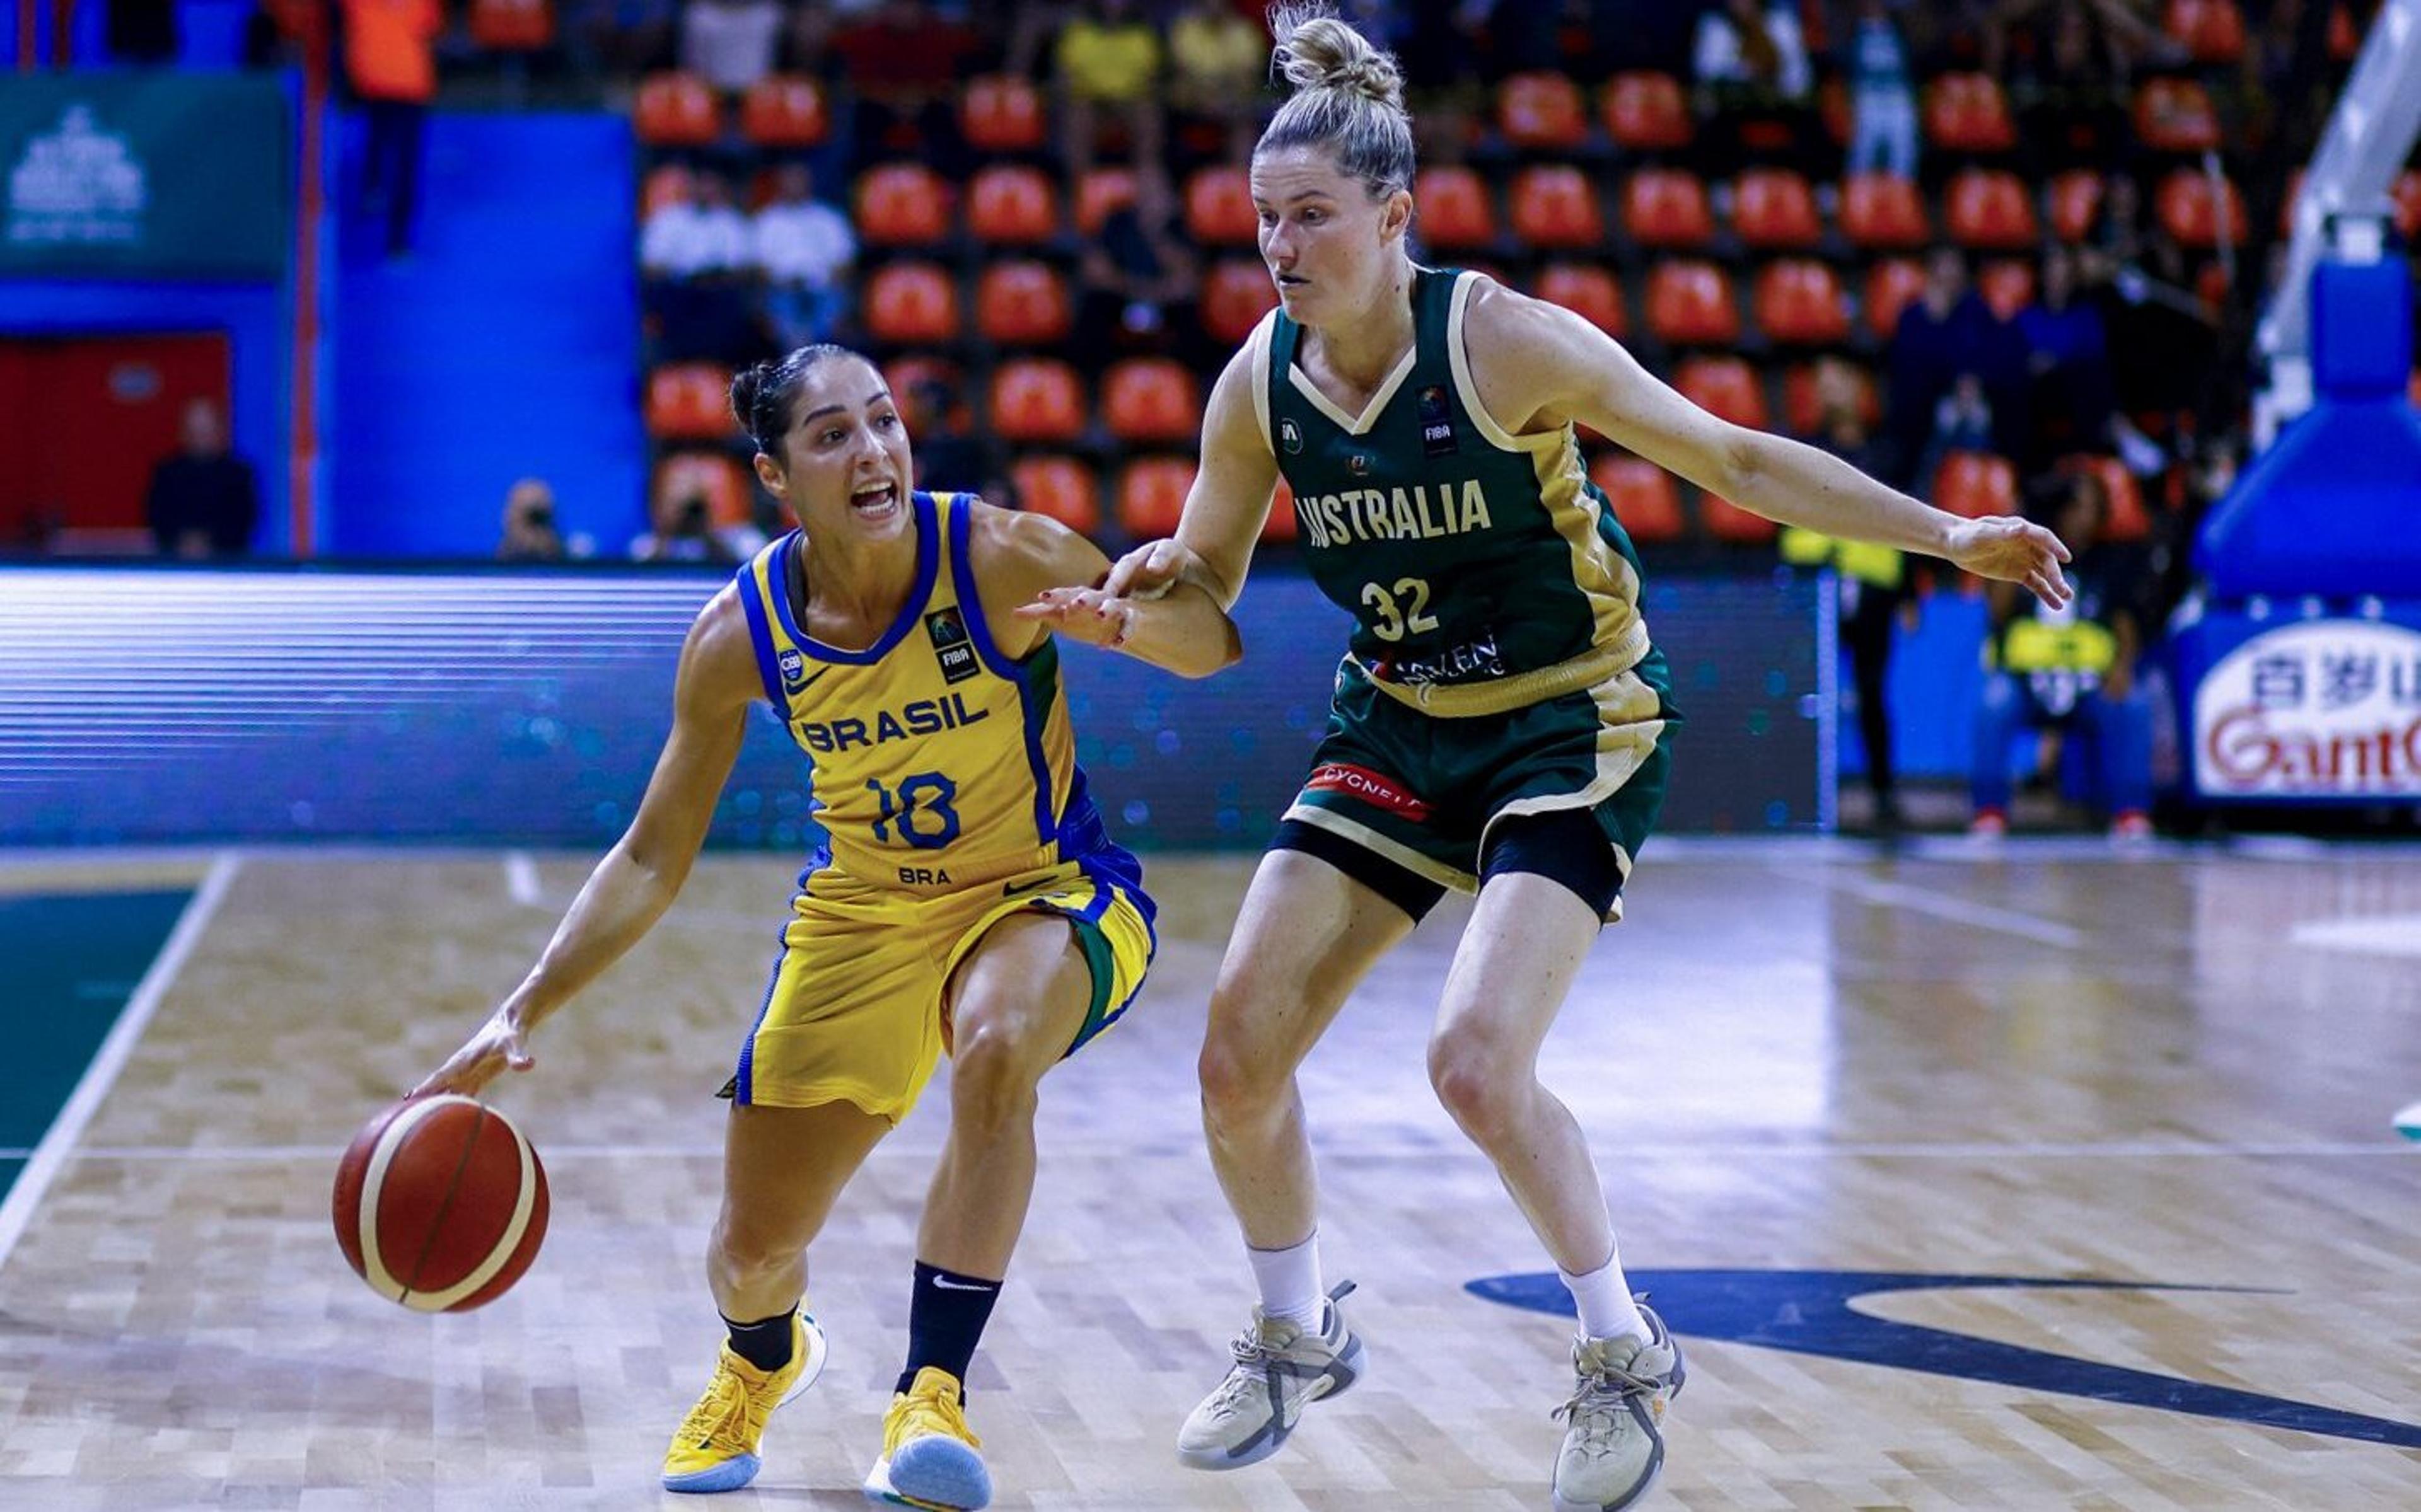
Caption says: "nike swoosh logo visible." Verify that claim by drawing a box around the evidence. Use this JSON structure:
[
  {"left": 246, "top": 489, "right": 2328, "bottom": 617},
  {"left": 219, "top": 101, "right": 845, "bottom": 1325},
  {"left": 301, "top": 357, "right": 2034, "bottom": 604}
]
[
  {"left": 787, "top": 665, "right": 832, "bottom": 693},
  {"left": 1001, "top": 877, "right": 1060, "bottom": 898},
  {"left": 931, "top": 1276, "right": 997, "bottom": 1292}
]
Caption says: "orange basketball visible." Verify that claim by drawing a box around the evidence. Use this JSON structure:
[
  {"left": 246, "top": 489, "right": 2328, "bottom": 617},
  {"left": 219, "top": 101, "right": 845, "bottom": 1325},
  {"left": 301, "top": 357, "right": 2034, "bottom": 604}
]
[{"left": 332, "top": 1094, "right": 549, "bottom": 1312}]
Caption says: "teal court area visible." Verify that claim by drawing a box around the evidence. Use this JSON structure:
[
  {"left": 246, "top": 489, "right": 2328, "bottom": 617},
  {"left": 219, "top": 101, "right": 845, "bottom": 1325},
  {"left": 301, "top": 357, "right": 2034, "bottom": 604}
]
[{"left": 0, "top": 889, "right": 190, "bottom": 1204}]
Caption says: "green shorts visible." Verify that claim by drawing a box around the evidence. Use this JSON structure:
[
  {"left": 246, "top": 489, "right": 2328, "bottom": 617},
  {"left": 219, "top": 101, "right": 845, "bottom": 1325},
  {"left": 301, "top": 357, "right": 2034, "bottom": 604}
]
[{"left": 1280, "top": 649, "right": 1678, "bottom": 922}]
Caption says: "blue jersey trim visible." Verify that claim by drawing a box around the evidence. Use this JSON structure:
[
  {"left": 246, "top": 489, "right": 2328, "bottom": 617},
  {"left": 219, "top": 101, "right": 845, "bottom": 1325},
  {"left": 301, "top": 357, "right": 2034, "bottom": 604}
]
[
  {"left": 776, "top": 493, "right": 942, "bottom": 664},
  {"left": 734, "top": 920, "right": 792, "bottom": 1105},
  {"left": 734, "top": 561, "right": 787, "bottom": 710}
]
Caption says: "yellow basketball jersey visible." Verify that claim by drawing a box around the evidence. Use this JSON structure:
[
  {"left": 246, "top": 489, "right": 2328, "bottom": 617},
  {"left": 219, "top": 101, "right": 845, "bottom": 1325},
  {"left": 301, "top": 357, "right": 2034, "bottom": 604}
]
[{"left": 732, "top": 490, "right": 1135, "bottom": 896}]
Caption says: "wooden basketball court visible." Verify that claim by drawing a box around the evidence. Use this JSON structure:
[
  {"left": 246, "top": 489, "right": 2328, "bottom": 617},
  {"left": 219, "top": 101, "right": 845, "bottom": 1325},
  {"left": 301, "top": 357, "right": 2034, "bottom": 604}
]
[{"left": 2, "top": 841, "right": 2417, "bottom": 1509}]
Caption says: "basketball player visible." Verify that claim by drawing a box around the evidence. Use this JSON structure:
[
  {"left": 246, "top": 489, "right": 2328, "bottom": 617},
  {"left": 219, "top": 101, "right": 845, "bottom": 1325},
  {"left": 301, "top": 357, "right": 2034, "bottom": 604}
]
[
  {"left": 1026, "top": 9, "right": 2075, "bottom": 1508},
  {"left": 417, "top": 344, "right": 1232, "bottom": 1507}
]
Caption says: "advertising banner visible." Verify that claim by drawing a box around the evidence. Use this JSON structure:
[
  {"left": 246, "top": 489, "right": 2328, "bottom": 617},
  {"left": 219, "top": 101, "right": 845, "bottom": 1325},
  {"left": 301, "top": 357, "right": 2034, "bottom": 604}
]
[
  {"left": 2192, "top": 620, "right": 2421, "bottom": 798},
  {"left": 0, "top": 74, "right": 289, "bottom": 279}
]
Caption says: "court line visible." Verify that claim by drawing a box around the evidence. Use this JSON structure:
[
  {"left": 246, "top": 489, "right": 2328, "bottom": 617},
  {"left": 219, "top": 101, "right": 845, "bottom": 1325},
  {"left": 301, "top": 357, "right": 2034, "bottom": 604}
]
[
  {"left": 503, "top": 850, "right": 543, "bottom": 908},
  {"left": 1776, "top": 865, "right": 2088, "bottom": 948},
  {"left": 11, "top": 1139, "right": 2408, "bottom": 1162},
  {"left": 0, "top": 851, "right": 241, "bottom": 1278}
]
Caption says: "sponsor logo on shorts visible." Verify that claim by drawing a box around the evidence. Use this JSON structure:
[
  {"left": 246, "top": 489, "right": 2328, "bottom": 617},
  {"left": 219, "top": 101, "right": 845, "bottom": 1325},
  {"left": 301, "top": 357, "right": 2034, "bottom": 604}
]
[{"left": 1307, "top": 762, "right": 1432, "bottom": 822}]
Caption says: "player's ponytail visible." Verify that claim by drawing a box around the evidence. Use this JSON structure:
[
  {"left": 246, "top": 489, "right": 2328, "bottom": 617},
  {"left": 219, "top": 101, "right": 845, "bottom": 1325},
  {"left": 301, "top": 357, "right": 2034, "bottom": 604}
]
[{"left": 1258, "top": 4, "right": 1415, "bottom": 202}]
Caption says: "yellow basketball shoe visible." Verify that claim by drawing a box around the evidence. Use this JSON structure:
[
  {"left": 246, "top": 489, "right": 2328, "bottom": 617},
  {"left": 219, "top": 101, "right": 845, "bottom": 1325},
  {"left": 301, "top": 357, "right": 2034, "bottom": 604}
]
[
  {"left": 862, "top": 1366, "right": 992, "bottom": 1511},
  {"left": 661, "top": 1310, "right": 829, "bottom": 1494}
]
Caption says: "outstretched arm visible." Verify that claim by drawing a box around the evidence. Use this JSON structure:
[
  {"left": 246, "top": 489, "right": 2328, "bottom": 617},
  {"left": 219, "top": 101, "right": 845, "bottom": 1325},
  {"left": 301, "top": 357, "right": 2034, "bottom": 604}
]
[
  {"left": 977, "top": 502, "right": 1242, "bottom": 677},
  {"left": 1100, "top": 332, "right": 1281, "bottom": 620},
  {"left": 1466, "top": 282, "right": 2074, "bottom": 609},
  {"left": 414, "top": 591, "right": 760, "bottom": 1096}
]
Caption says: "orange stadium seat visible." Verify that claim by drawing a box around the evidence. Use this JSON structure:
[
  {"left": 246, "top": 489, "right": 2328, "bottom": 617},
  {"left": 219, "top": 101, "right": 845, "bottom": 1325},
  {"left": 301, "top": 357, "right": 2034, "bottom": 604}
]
[
  {"left": 1782, "top": 360, "right": 1879, "bottom": 436},
  {"left": 1733, "top": 168, "right": 1823, "bottom": 251},
  {"left": 1009, "top": 454, "right": 1100, "bottom": 534},
  {"left": 1840, "top": 173, "right": 1928, "bottom": 248},
  {"left": 1755, "top": 260, "right": 1850, "bottom": 345},
  {"left": 640, "top": 163, "right": 694, "bottom": 219},
  {"left": 2196, "top": 258, "right": 2231, "bottom": 311},
  {"left": 1700, "top": 493, "right": 1776, "bottom": 543},
  {"left": 1946, "top": 168, "right": 2039, "bottom": 249},
  {"left": 1646, "top": 261, "right": 1739, "bottom": 345},
  {"left": 741, "top": 76, "right": 828, "bottom": 149},
  {"left": 2166, "top": 0, "right": 2246, "bottom": 62},
  {"left": 1415, "top": 167, "right": 1497, "bottom": 250},
  {"left": 1117, "top": 457, "right": 1195, "bottom": 537},
  {"left": 862, "top": 262, "right": 961, "bottom": 345},
  {"left": 1623, "top": 168, "right": 1712, "bottom": 248},
  {"left": 1076, "top": 168, "right": 1138, "bottom": 235},
  {"left": 1534, "top": 262, "right": 1626, "bottom": 337},
  {"left": 975, "top": 262, "right": 1072, "bottom": 344},
  {"left": 656, "top": 451, "right": 753, "bottom": 529},
  {"left": 1602, "top": 72, "right": 1692, "bottom": 151},
  {"left": 2156, "top": 169, "right": 2245, "bottom": 247},
  {"left": 968, "top": 164, "right": 1059, "bottom": 245},
  {"left": 1923, "top": 73, "right": 2015, "bottom": 153},
  {"left": 2060, "top": 454, "right": 2151, "bottom": 542},
  {"left": 988, "top": 359, "right": 1086, "bottom": 444},
  {"left": 2330, "top": 1, "right": 2361, "bottom": 59},
  {"left": 1978, "top": 258, "right": 2036, "bottom": 320},
  {"left": 1201, "top": 259, "right": 1277, "bottom": 343},
  {"left": 1675, "top": 355, "right": 1767, "bottom": 428},
  {"left": 1101, "top": 358, "right": 1200, "bottom": 444},
  {"left": 468, "top": 0, "right": 552, "bottom": 51},
  {"left": 1818, "top": 74, "right": 1852, "bottom": 146},
  {"left": 2396, "top": 170, "right": 2421, "bottom": 238},
  {"left": 1864, "top": 257, "right": 1925, "bottom": 340},
  {"left": 1498, "top": 71, "right": 1588, "bottom": 151},
  {"left": 2048, "top": 170, "right": 2105, "bottom": 243},
  {"left": 882, "top": 355, "right": 963, "bottom": 432},
  {"left": 645, "top": 362, "right": 735, "bottom": 441},
  {"left": 2134, "top": 78, "right": 2220, "bottom": 154},
  {"left": 855, "top": 163, "right": 953, "bottom": 246},
  {"left": 1510, "top": 166, "right": 1604, "bottom": 248},
  {"left": 1589, "top": 455, "right": 1685, "bottom": 544},
  {"left": 1934, "top": 451, "right": 2018, "bottom": 517},
  {"left": 1185, "top": 166, "right": 1259, "bottom": 246},
  {"left": 635, "top": 72, "right": 719, "bottom": 147},
  {"left": 962, "top": 74, "right": 1047, "bottom": 154}
]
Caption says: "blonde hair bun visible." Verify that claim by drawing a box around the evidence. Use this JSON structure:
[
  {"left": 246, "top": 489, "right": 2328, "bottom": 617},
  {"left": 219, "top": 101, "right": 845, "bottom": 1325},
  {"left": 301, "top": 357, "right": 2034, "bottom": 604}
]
[{"left": 1270, "top": 6, "right": 1405, "bottom": 112}]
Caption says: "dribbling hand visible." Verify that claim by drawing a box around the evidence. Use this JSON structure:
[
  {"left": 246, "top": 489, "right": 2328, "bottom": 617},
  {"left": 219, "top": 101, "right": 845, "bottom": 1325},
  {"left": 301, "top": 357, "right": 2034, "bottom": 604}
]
[
  {"left": 1101, "top": 538, "right": 1190, "bottom": 601},
  {"left": 1946, "top": 516, "right": 2074, "bottom": 609},
  {"left": 411, "top": 1005, "right": 534, "bottom": 1099}
]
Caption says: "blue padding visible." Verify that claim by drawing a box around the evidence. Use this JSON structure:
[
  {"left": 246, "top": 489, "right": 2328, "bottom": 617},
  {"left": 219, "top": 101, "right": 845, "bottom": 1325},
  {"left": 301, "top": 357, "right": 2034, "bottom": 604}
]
[
  {"left": 2311, "top": 260, "right": 2410, "bottom": 398},
  {"left": 2195, "top": 398, "right": 2421, "bottom": 599}
]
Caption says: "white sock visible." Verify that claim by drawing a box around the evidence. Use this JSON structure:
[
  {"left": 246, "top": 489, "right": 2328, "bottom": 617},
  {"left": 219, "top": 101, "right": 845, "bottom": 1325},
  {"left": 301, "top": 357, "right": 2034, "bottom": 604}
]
[
  {"left": 1246, "top": 1232, "right": 1324, "bottom": 1331},
  {"left": 1560, "top": 1249, "right": 1647, "bottom": 1344}
]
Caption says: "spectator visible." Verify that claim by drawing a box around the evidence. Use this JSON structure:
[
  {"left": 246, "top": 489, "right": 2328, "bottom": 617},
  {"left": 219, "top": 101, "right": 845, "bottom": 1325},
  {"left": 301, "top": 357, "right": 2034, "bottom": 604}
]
[
  {"left": 2014, "top": 243, "right": 2115, "bottom": 466},
  {"left": 1843, "top": 0, "right": 1919, "bottom": 180},
  {"left": 1887, "top": 247, "right": 2024, "bottom": 483},
  {"left": 1913, "top": 371, "right": 1999, "bottom": 493},
  {"left": 631, "top": 487, "right": 762, "bottom": 564},
  {"left": 679, "top": 0, "right": 783, "bottom": 94},
  {"left": 339, "top": 0, "right": 440, "bottom": 258},
  {"left": 1074, "top": 171, "right": 1199, "bottom": 371},
  {"left": 1693, "top": 0, "right": 1816, "bottom": 170},
  {"left": 146, "top": 399, "right": 260, "bottom": 558},
  {"left": 1052, "top": 0, "right": 1164, "bottom": 188},
  {"left": 830, "top": 0, "right": 984, "bottom": 176},
  {"left": 1970, "top": 469, "right": 2153, "bottom": 840},
  {"left": 641, "top": 171, "right": 752, "bottom": 280},
  {"left": 1167, "top": 0, "right": 1270, "bottom": 167},
  {"left": 497, "top": 478, "right": 566, "bottom": 562},
  {"left": 752, "top": 164, "right": 856, "bottom": 350},
  {"left": 1780, "top": 376, "right": 1915, "bottom": 834}
]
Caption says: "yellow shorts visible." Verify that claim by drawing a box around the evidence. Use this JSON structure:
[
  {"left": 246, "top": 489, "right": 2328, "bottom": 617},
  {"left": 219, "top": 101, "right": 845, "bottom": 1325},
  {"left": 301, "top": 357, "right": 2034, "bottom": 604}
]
[{"left": 724, "top": 853, "right": 1157, "bottom": 1124}]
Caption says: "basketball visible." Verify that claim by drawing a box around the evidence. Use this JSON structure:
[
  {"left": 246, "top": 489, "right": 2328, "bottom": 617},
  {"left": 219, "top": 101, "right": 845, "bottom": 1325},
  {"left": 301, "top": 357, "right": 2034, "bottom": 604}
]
[{"left": 332, "top": 1094, "right": 549, "bottom": 1312}]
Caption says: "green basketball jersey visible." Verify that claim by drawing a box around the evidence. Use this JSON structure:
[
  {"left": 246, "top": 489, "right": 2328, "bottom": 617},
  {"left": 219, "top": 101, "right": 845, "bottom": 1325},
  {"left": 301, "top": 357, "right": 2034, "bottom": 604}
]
[{"left": 1261, "top": 267, "right": 1652, "bottom": 713}]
